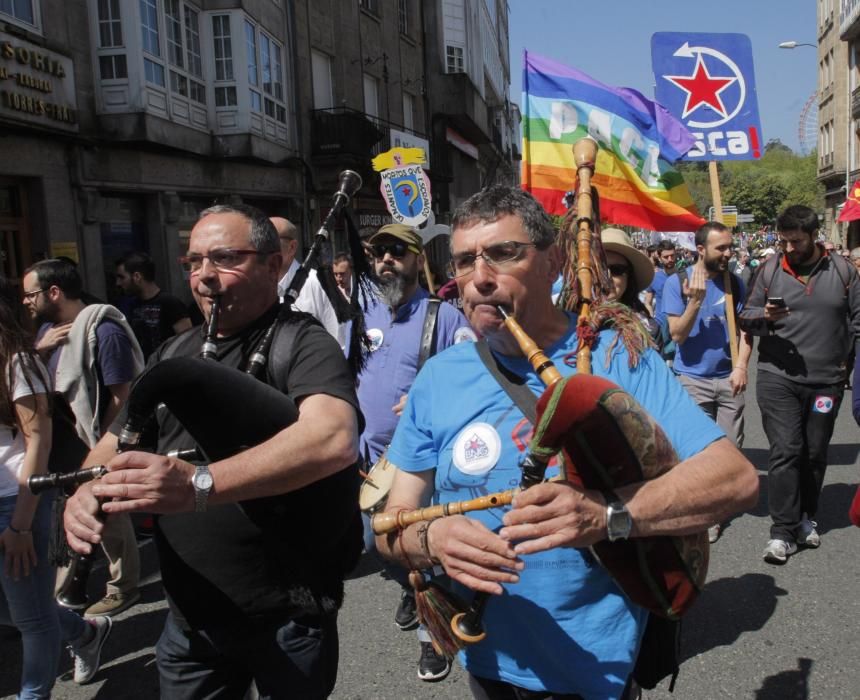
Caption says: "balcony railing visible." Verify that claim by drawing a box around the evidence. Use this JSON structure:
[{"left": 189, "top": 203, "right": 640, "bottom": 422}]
[
  {"left": 310, "top": 107, "right": 428, "bottom": 162},
  {"left": 310, "top": 108, "right": 384, "bottom": 159}
]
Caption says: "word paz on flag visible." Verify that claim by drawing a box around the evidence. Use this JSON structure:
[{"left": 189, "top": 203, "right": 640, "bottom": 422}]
[{"left": 521, "top": 51, "right": 705, "bottom": 232}]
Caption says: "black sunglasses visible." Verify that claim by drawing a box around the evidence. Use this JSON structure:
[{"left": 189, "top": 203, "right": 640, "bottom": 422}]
[
  {"left": 371, "top": 242, "right": 411, "bottom": 259},
  {"left": 608, "top": 264, "right": 631, "bottom": 277}
]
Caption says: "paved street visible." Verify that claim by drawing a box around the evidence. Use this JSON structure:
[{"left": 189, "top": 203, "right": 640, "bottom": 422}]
[{"left": 2, "top": 361, "right": 859, "bottom": 699}]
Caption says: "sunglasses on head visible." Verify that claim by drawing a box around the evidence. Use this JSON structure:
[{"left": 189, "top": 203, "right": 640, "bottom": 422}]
[
  {"left": 608, "top": 263, "right": 631, "bottom": 277},
  {"left": 371, "top": 241, "right": 411, "bottom": 259}
]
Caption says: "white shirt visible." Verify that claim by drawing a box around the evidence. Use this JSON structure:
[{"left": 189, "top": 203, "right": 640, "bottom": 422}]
[
  {"left": 278, "top": 260, "right": 347, "bottom": 351},
  {"left": 0, "top": 354, "right": 50, "bottom": 498}
]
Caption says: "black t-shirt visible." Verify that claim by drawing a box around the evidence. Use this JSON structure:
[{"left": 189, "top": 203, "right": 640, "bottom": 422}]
[
  {"left": 128, "top": 291, "right": 190, "bottom": 360},
  {"left": 112, "top": 305, "right": 363, "bottom": 628}
]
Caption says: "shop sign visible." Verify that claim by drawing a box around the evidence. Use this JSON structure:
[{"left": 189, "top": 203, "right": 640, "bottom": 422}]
[{"left": 0, "top": 32, "right": 78, "bottom": 132}]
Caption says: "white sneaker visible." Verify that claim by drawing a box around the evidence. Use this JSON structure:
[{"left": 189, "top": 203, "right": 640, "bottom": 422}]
[
  {"left": 798, "top": 517, "right": 821, "bottom": 548},
  {"left": 73, "top": 615, "right": 113, "bottom": 684},
  {"left": 763, "top": 538, "right": 798, "bottom": 564},
  {"left": 708, "top": 524, "right": 721, "bottom": 543}
]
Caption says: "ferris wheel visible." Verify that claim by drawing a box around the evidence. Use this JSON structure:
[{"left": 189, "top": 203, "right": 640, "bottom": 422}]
[{"left": 798, "top": 91, "right": 819, "bottom": 155}]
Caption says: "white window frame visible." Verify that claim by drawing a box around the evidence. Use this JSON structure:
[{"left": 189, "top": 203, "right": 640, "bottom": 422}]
[
  {"left": 164, "top": 1, "right": 204, "bottom": 104},
  {"left": 364, "top": 73, "right": 379, "bottom": 119},
  {"left": 94, "top": 0, "right": 127, "bottom": 82},
  {"left": 402, "top": 92, "right": 414, "bottom": 131},
  {"left": 0, "top": 0, "right": 42, "bottom": 33},
  {"left": 446, "top": 45, "right": 464, "bottom": 74},
  {"left": 242, "top": 18, "right": 287, "bottom": 124},
  {"left": 211, "top": 13, "right": 236, "bottom": 107},
  {"left": 311, "top": 49, "right": 333, "bottom": 109}
]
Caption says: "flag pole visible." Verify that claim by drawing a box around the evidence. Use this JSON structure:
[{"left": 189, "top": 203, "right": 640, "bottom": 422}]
[{"left": 708, "top": 161, "right": 739, "bottom": 366}]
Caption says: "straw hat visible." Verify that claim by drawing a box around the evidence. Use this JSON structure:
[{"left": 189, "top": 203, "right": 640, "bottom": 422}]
[{"left": 600, "top": 228, "right": 654, "bottom": 291}]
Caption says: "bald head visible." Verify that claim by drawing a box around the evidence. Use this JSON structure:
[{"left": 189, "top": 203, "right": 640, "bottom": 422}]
[{"left": 271, "top": 217, "right": 299, "bottom": 274}]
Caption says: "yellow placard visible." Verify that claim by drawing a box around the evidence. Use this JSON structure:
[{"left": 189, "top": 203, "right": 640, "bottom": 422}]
[
  {"left": 50, "top": 241, "right": 79, "bottom": 263},
  {"left": 372, "top": 147, "right": 426, "bottom": 172}
]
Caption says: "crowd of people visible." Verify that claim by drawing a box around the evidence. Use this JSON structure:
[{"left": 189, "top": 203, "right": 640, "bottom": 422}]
[{"left": 0, "top": 189, "right": 857, "bottom": 700}]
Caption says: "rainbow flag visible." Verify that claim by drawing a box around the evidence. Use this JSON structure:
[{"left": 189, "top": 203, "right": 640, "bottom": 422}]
[{"left": 522, "top": 51, "right": 706, "bottom": 232}]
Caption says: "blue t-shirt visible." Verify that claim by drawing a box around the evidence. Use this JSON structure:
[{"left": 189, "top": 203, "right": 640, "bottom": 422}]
[
  {"left": 662, "top": 270, "right": 745, "bottom": 379},
  {"left": 647, "top": 269, "right": 671, "bottom": 324},
  {"left": 357, "top": 288, "right": 474, "bottom": 463},
  {"left": 387, "top": 315, "right": 724, "bottom": 697}
]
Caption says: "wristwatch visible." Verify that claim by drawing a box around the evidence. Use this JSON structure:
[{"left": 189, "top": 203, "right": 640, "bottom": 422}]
[
  {"left": 191, "top": 464, "right": 213, "bottom": 513},
  {"left": 606, "top": 497, "right": 632, "bottom": 542}
]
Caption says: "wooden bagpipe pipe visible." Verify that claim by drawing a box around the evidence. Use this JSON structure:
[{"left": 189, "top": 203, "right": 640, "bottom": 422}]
[{"left": 371, "top": 137, "right": 709, "bottom": 657}]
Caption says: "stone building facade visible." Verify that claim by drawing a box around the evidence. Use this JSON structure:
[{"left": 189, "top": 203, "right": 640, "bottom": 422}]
[{"left": 0, "top": 0, "right": 517, "bottom": 303}]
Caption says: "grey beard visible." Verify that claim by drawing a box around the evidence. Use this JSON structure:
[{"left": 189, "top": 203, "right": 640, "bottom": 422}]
[{"left": 377, "top": 274, "right": 407, "bottom": 307}]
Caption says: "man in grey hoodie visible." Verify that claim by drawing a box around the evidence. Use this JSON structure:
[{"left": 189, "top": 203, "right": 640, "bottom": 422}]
[{"left": 740, "top": 205, "right": 860, "bottom": 564}]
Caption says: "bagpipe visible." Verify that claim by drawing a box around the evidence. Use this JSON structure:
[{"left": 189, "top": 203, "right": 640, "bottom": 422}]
[
  {"left": 371, "top": 138, "right": 709, "bottom": 657},
  {"left": 31, "top": 296, "right": 302, "bottom": 609},
  {"left": 285, "top": 169, "right": 375, "bottom": 376}
]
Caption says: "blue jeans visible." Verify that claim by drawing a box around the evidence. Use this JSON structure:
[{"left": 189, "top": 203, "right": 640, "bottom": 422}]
[
  {"left": 156, "top": 609, "right": 339, "bottom": 699},
  {"left": 0, "top": 494, "right": 87, "bottom": 700}
]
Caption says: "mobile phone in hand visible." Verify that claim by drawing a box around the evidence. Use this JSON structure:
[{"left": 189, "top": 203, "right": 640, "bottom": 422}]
[{"left": 767, "top": 297, "right": 786, "bottom": 308}]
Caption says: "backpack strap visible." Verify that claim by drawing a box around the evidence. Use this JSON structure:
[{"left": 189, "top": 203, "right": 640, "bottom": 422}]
[
  {"left": 475, "top": 340, "right": 537, "bottom": 424},
  {"left": 416, "top": 297, "right": 442, "bottom": 373},
  {"left": 828, "top": 252, "right": 852, "bottom": 298}
]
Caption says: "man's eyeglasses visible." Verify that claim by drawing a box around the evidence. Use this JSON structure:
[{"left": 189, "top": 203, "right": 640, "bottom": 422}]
[
  {"left": 450, "top": 241, "right": 537, "bottom": 278},
  {"left": 178, "top": 248, "right": 272, "bottom": 273},
  {"left": 608, "top": 264, "right": 631, "bottom": 277},
  {"left": 371, "top": 242, "right": 411, "bottom": 259},
  {"left": 22, "top": 288, "right": 48, "bottom": 300}
]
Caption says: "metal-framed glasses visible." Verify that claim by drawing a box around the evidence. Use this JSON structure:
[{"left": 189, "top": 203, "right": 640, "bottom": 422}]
[
  {"left": 22, "top": 288, "right": 48, "bottom": 300},
  {"left": 608, "top": 264, "right": 631, "bottom": 277},
  {"left": 178, "top": 248, "right": 271, "bottom": 273},
  {"left": 449, "top": 241, "right": 537, "bottom": 278}
]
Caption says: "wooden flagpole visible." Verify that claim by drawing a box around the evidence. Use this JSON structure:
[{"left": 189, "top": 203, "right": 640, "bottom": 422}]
[{"left": 708, "top": 161, "right": 739, "bottom": 366}]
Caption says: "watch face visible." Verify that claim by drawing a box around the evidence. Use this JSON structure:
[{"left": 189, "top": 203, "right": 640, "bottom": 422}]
[{"left": 194, "top": 471, "right": 213, "bottom": 491}]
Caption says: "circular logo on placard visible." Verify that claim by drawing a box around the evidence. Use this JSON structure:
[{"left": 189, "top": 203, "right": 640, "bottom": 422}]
[
  {"left": 453, "top": 327, "right": 478, "bottom": 344},
  {"left": 452, "top": 422, "right": 501, "bottom": 476},
  {"left": 367, "top": 328, "right": 384, "bottom": 352}
]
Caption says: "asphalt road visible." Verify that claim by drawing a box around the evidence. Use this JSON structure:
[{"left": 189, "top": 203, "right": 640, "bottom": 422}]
[{"left": 2, "top": 361, "right": 859, "bottom": 699}]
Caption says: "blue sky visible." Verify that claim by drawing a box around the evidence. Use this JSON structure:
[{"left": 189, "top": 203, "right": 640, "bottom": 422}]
[{"left": 508, "top": 0, "right": 818, "bottom": 153}]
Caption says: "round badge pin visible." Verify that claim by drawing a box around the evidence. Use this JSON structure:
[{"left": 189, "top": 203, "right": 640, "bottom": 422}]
[
  {"left": 366, "top": 328, "right": 384, "bottom": 352},
  {"left": 452, "top": 422, "right": 501, "bottom": 476}
]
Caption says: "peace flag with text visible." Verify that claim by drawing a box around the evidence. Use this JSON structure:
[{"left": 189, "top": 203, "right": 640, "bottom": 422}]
[{"left": 521, "top": 51, "right": 706, "bottom": 231}]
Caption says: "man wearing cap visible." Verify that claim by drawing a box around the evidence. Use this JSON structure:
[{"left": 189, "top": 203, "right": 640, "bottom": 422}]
[
  {"left": 358, "top": 223, "right": 474, "bottom": 681},
  {"left": 663, "top": 222, "right": 748, "bottom": 542}
]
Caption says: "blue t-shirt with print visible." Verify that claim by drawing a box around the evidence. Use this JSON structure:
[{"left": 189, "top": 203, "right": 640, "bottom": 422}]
[
  {"left": 387, "top": 315, "right": 724, "bottom": 697},
  {"left": 662, "top": 270, "right": 745, "bottom": 379}
]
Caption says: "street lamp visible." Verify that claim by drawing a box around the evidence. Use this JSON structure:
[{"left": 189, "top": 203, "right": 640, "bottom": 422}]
[
  {"left": 778, "top": 41, "right": 817, "bottom": 49},
  {"left": 780, "top": 39, "right": 848, "bottom": 244}
]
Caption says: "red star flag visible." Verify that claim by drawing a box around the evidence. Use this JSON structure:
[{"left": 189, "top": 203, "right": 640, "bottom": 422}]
[{"left": 837, "top": 180, "right": 860, "bottom": 222}]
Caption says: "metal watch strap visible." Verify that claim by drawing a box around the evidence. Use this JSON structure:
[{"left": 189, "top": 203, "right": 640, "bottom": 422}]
[{"left": 193, "top": 464, "right": 213, "bottom": 513}]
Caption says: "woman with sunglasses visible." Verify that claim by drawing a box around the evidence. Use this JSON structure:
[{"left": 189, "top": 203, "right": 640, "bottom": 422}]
[
  {"left": 0, "top": 276, "right": 112, "bottom": 697},
  {"left": 601, "top": 229, "right": 664, "bottom": 351}
]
